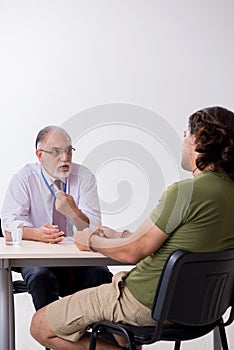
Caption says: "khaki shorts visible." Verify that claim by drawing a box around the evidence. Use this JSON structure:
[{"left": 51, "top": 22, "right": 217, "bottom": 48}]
[{"left": 46, "top": 271, "right": 156, "bottom": 342}]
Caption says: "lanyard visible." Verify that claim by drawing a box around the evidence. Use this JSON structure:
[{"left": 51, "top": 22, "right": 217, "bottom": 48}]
[{"left": 41, "top": 170, "right": 67, "bottom": 199}]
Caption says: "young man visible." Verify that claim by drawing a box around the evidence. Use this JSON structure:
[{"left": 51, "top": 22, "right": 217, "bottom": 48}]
[
  {"left": 31, "top": 106, "right": 234, "bottom": 350},
  {"left": 1, "top": 125, "right": 112, "bottom": 310}
]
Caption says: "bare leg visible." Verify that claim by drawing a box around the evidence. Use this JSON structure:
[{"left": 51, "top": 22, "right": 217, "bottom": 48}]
[{"left": 31, "top": 307, "right": 126, "bottom": 350}]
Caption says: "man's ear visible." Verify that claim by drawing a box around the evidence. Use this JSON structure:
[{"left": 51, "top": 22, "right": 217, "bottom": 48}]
[{"left": 36, "top": 149, "right": 42, "bottom": 161}]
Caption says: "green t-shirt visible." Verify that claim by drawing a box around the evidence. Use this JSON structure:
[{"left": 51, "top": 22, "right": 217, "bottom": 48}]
[{"left": 125, "top": 171, "right": 234, "bottom": 309}]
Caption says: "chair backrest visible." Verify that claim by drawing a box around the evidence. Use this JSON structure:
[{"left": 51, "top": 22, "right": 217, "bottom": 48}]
[{"left": 152, "top": 249, "right": 234, "bottom": 327}]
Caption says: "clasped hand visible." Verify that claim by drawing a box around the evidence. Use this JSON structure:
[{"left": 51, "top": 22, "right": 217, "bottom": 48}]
[
  {"left": 37, "top": 224, "right": 65, "bottom": 243},
  {"left": 73, "top": 226, "right": 121, "bottom": 251}
]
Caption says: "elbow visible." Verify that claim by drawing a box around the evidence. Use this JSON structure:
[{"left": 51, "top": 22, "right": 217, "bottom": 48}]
[{"left": 122, "top": 253, "right": 140, "bottom": 265}]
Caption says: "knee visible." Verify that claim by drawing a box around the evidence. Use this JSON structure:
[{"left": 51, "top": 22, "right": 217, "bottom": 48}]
[
  {"left": 30, "top": 309, "right": 44, "bottom": 343},
  {"left": 91, "top": 266, "right": 113, "bottom": 281},
  {"left": 97, "top": 267, "right": 113, "bottom": 284},
  {"left": 30, "top": 308, "right": 50, "bottom": 345},
  {"left": 24, "top": 268, "right": 57, "bottom": 288}
]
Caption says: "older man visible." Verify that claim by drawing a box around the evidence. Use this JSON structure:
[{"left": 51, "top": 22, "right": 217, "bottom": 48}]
[{"left": 1, "top": 125, "right": 112, "bottom": 310}]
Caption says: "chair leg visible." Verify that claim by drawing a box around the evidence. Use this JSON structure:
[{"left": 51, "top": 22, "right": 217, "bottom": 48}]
[
  {"left": 174, "top": 340, "right": 181, "bottom": 350},
  {"left": 89, "top": 332, "right": 98, "bottom": 350},
  {"left": 218, "top": 325, "right": 229, "bottom": 350}
]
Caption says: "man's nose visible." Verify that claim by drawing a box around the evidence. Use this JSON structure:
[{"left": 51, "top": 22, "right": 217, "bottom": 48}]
[{"left": 60, "top": 151, "right": 70, "bottom": 160}]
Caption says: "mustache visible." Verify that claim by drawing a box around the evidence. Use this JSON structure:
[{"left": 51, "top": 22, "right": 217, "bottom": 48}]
[{"left": 58, "top": 162, "right": 70, "bottom": 167}]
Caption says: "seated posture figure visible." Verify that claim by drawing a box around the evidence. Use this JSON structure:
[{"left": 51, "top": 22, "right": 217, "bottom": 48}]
[
  {"left": 31, "top": 106, "right": 234, "bottom": 349},
  {"left": 1, "top": 125, "right": 112, "bottom": 310}
]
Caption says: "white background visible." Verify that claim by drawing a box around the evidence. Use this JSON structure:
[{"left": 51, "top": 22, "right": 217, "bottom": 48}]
[{"left": 1, "top": 0, "right": 234, "bottom": 349}]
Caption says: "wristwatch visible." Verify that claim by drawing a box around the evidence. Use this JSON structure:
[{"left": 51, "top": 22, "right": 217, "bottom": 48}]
[{"left": 88, "top": 229, "right": 106, "bottom": 252}]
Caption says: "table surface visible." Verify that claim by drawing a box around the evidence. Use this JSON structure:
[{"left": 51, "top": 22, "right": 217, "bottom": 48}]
[
  {"left": 0, "top": 237, "right": 124, "bottom": 267},
  {"left": 0, "top": 237, "right": 100, "bottom": 257}
]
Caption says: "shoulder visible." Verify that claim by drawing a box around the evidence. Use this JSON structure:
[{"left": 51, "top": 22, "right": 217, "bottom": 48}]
[
  {"left": 151, "top": 178, "right": 194, "bottom": 219},
  {"left": 13, "top": 163, "right": 41, "bottom": 179},
  {"left": 150, "top": 178, "right": 195, "bottom": 233},
  {"left": 165, "top": 177, "right": 194, "bottom": 198}
]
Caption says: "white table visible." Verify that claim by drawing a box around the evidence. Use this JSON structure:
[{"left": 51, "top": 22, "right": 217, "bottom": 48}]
[{"left": 0, "top": 238, "right": 123, "bottom": 350}]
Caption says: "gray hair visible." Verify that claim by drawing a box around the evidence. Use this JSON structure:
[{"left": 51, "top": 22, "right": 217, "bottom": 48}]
[{"left": 35, "top": 125, "right": 71, "bottom": 149}]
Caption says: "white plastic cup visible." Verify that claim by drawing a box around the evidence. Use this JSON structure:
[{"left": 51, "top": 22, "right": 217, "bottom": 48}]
[{"left": 4, "top": 227, "right": 22, "bottom": 246}]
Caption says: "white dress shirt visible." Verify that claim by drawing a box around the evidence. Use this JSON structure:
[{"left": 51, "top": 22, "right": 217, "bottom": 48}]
[{"left": 1, "top": 162, "right": 101, "bottom": 235}]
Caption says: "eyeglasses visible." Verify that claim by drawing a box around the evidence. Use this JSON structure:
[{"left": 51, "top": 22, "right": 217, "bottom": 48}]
[{"left": 38, "top": 146, "right": 76, "bottom": 157}]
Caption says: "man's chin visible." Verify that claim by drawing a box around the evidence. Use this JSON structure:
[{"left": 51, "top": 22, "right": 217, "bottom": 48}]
[
  {"left": 55, "top": 169, "right": 71, "bottom": 179},
  {"left": 60, "top": 172, "right": 70, "bottom": 179}
]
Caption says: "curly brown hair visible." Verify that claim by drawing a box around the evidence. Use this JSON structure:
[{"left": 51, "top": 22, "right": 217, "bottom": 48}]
[{"left": 189, "top": 106, "right": 234, "bottom": 180}]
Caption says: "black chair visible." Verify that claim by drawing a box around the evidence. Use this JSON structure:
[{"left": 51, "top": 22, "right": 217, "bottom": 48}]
[{"left": 89, "top": 249, "right": 234, "bottom": 350}]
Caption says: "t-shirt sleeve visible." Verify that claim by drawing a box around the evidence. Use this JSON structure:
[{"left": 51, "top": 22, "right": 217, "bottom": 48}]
[{"left": 150, "top": 180, "right": 193, "bottom": 235}]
